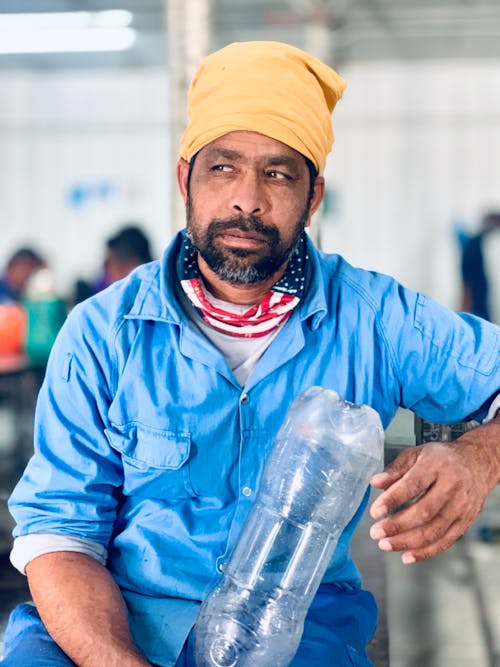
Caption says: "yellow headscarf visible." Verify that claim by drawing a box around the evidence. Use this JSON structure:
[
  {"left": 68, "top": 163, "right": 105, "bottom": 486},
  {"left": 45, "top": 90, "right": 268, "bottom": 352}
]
[{"left": 179, "top": 41, "right": 347, "bottom": 174}]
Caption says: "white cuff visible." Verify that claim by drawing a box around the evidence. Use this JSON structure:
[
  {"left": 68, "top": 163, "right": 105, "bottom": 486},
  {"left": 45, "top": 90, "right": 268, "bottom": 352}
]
[
  {"left": 485, "top": 393, "right": 500, "bottom": 423},
  {"left": 10, "top": 533, "right": 107, "bottom": 575}
]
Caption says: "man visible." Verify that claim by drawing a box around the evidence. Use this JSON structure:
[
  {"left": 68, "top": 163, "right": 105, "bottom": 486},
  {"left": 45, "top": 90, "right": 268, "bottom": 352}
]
[
  {"left": 73, "top": 225, "right": 153, "bottom": 304},
  {"left": 103, "top": 225, "right": 153, "bottom": 284},
  {"left": 2, "top": 41, "right": 499, "bottom": 667},
  {"left": 461, "top": 211, "right": 500, "bottom": 324},
  {"left": 0, "top": 247, "right": 45, "bottom": 303}
]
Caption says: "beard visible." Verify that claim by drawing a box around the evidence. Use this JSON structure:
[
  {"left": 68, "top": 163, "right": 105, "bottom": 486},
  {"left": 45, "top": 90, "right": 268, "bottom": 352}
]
[{"left": 186, "top": 197, "right": 310, "bottom": 285}]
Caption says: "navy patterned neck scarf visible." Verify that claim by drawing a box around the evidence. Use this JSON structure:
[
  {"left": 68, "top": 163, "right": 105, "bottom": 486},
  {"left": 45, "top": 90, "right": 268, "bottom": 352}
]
[{"left": 177, "top": 232, "right": 308, "bottom": 338}]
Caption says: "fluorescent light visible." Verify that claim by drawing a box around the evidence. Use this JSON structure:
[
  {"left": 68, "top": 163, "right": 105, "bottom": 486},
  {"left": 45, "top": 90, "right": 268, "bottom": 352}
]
[
  {"left": 0, "top": 12, "right": 93, "bottom": 30},
  {"left": 93, "top": 10, "right": 133, "bottom": 28},
  {"left": 0, "top": 10, "right": 133, "bottom": 30},
  {"left": 0, "top": 10, "right": 135, "bottom": 54},
  {"left": 0, "top": 28, "right": 136, "bottom": 54}
]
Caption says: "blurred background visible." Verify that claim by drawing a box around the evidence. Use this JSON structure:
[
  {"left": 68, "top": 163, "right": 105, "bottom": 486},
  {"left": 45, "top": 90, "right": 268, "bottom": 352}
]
[
  {"left": 0, "top": 2, "right": 500, "bottom": 666},
  {"left": 0, "top": 0, "right": 500, "bottom": 308}
]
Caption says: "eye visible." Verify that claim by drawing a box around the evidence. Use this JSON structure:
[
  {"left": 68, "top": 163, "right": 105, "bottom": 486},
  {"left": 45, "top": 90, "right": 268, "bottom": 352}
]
[
  {"left": 267, "top": 169, "right": 292, "bottom": 181},
  {"left": 210, "top": 164, "right": 233, "bottom": 172}
]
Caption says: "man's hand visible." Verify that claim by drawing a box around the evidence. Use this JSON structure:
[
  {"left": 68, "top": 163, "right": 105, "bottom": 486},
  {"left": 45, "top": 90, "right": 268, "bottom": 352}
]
[{"left": 369, "top": 415, "right": 500, "bottom": 564}]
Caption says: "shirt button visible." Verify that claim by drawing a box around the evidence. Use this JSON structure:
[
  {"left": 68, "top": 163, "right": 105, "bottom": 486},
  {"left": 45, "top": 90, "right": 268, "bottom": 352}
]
[
  {"left": 242, "top": 486, "right": 252, "bottom": 497},
  {"left": 240, "top": 393, "right": 249, "bottom": 404}
]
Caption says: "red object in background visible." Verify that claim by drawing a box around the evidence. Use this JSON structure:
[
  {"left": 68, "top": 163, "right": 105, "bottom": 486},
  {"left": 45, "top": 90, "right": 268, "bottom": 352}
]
[{"left": 0, "top": 303, "right": 26, "bottom": 355}]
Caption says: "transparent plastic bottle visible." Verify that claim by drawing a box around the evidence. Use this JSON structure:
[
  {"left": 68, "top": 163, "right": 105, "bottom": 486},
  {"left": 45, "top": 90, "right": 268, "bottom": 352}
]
[{"left": 194, "top": 386, "right": 384, "bottom": 667}]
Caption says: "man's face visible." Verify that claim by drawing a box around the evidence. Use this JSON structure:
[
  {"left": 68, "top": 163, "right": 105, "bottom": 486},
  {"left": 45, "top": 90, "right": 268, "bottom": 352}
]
[
  {"left": 8, "top": 258, "right": 43, "bottom": 292},
  {"left": 104, "top": 250, "right": 142, "bottom": 284},
  {"left": 179, "top": 131, "right": 323, "bottom": 285}
]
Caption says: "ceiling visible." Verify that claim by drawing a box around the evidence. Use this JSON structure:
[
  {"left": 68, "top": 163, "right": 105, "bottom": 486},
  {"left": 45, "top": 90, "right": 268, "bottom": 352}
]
[{"left": 1, "top": 0, "right": 500, "bottom": 70}]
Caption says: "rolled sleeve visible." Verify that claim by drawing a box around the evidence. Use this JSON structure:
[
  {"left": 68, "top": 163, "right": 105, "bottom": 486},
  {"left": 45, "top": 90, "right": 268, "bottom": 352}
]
[{"left": 10, "top": 533, "right": 107, "bottom": 574}]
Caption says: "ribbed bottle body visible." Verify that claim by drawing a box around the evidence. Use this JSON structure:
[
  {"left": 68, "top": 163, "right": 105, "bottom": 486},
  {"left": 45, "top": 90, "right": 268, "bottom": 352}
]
[{"left": 194, "top": 387, "right": 384, "bottom": 667}]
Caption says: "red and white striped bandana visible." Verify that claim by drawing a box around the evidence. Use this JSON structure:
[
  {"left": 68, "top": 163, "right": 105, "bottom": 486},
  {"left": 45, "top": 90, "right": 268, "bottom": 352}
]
[{"left": 178, "top": 233, "right": 308, "bottom": 338}]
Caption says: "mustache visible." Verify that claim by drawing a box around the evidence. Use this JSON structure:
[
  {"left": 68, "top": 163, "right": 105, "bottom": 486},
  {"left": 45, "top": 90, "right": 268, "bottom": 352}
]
[{"left": 207, "top": 215, "right": 279, "bottom": 244}]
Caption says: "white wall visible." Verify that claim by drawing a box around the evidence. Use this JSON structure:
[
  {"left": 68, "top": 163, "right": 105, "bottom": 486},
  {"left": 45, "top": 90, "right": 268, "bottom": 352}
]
[
  {"left": 1, "top": 59, "right": 500, "bottom": 307},
  {"left": 0, "top": 68, "right": 170, "bottom": 296},
  {"left": 323, "top": 59, "right": 500, "bottom": 309}
]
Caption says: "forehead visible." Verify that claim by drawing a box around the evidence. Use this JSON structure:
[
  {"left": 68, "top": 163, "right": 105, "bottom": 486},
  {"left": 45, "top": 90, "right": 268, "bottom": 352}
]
[{"left": 197, "top": 130, "right": 306, "bottom": 166}]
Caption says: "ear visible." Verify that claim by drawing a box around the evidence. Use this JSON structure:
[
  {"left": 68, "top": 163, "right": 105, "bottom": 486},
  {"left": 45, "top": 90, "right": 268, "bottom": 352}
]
[
  {"left": 304, "top": 176, "right": 325, "bottom": 227},
  {"left": 177, "top": 158, "right": 190, "bottom": 203}
]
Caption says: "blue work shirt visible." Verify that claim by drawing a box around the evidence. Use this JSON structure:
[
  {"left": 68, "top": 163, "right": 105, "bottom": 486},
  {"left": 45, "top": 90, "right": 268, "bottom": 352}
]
[{"left": 9, "top": 231, "right": 500, "bottom": 666}]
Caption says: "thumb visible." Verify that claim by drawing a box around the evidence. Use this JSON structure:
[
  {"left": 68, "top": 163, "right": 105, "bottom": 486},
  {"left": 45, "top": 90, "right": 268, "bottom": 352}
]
[{"left": 370, "top": 446, "right": 419, "bottom": 489}]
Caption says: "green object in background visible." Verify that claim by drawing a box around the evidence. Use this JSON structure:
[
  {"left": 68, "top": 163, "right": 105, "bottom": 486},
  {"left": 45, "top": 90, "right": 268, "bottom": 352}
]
[
  {"left": 23, "top": 297, "right": 67, "bottom": 363},
  {"left": 22, "top": 268, "right": 67, "bottom": 364}
]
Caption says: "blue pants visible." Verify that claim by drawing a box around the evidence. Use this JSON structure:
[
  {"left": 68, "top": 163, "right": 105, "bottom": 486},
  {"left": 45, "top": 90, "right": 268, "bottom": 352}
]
[{"left": 1, "top": 587, "right": 376, "bottom": 666}]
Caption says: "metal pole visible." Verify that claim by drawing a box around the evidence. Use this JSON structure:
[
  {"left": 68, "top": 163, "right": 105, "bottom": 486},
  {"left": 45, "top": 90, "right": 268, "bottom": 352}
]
[
  {"left": 167, "top": 0, "right": 211, "bottom": 234},
  {"left": 303, "top": 1, "right": 334, "bottom": 249}
]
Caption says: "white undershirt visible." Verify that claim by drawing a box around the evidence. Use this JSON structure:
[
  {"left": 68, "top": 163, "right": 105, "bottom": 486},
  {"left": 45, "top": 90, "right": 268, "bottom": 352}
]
[{"left": 179, "top": 286, "right": 285, "bottom": 385}]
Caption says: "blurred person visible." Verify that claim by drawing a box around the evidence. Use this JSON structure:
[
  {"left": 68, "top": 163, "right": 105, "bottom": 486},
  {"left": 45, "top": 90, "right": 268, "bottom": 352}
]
[
  {"left": 0, "top": 247, "right": 45, "bottom": 303},
  {"left": 461, "top": 211, "right": 500, "bottom": 324},
  {"left": 104, "top": 225, "right": 154, "bottom": 283},
  {"left": 74, "top": 225, "right": 153, "bottom": 304},
  {"left": 0, "top": 41, "right": 499, "bottom": 667}
]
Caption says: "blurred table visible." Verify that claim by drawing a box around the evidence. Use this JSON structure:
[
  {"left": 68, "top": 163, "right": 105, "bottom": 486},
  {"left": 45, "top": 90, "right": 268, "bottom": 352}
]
[{"left": 0, "top": 354, "right": 45, "bottom": 471}]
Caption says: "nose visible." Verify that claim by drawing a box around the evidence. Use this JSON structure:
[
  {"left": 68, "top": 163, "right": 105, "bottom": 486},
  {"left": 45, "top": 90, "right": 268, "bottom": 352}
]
[{"left": 231, "top": 172, "right": 266, "bottom": 216}]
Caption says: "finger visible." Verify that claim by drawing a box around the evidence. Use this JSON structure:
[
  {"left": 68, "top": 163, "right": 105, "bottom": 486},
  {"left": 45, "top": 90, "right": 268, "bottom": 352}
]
[
  {"left": 369, "top": 472, "right": 393, "bottom": 490},
  {"left": 372, "top": 503, "right": 456, "bottom": 553},
  {"left": 370, "top": 463, "right": 437, "bottom": 520},
  {"left": 370, "top": 447, "right": 419, "bottom": 490},
  {"left": 370, "top": 481, "right": 450, "bottom": 540},
  {"left": 397, "top": 519, "right": 466, "bottom": 563}
]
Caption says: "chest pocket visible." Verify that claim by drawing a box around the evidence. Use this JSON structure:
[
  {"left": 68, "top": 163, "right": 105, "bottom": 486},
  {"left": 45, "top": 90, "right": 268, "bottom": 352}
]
[{"left": 104, "top": 425, "right": 196, "bottom": 501}]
